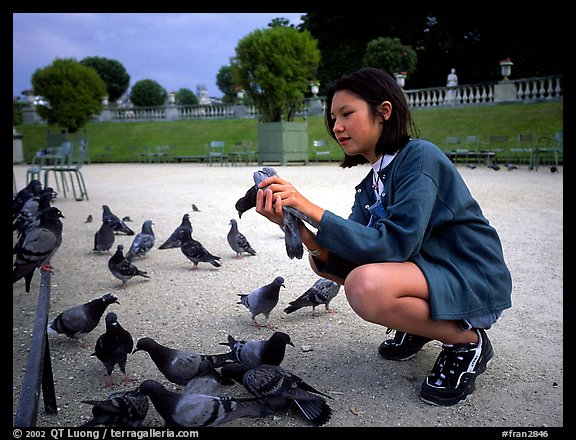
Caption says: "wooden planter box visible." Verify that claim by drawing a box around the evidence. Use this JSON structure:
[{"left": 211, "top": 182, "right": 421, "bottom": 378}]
[{"left": 257, "top": 121, "right": 309, "bottom": 166}]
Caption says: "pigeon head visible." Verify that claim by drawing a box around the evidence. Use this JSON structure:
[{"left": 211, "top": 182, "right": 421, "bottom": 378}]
[
  {"left": 270, "top": 331, "right": 294, "bottom": 347},
  {"left": 101, "top": 292, "right": 119, "bottom": 305},
  {"left": 132, "top": 336, "right": 157, "bottom": 354},
  {"left": 42, "top": 206, "right": 65, "bottom": 220},
  {"left": 273, "top": 276, "right": 285, "bottom": 288},
  {"left": 105, "top": 311, "right": 119, "bottom": 326}
]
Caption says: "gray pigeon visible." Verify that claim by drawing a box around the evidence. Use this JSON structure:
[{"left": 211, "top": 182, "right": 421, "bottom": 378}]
[
  {"left": 80, "top": 387, "right": 149, "bottom": 427},
  {"left": 183, "top": 368, "right": 227, "bottom": 396},
  {"left": 47, "top": 292, "right": 119, "bottom": 343},
  {"left": 237, "top": 276, "right": 285, "bottom": 329},
  {"left": 227, "top": 218, "right": 256, "bottom": 259},
  {"left": 13, "top": 206, "right": 64, "bottom": 293},
  {"left": 138, "top": 379, "right": 274, "bottom": 427},
  {"left": 220, "top": 363, "right": 333, "bottom": 426},
  {"left": 93, "top": 218, "right": 115, "bottom": 253},
  {"left": 125, "top": 220, "right": 155, "bottom": 261},
  {"left": 179, "top": 229, "right": 221, "bottom": 270},
  {"left": 102, "top": 205, "right": 134, "bottom": 235},
  {"left": 284, "top": 278, "right": 341, "bottom": 316},
  {"left": 108, "top": 244, "right": 150, "bottom": 288},
  {"left": 158, "top": 213, "right": 192, "bottom": 250},
  {"left": 219, "top": 331, "right": 294, "bottom": 368},
  {"left": 132, "top": 336, "right": 233, "bottom": 386},
  {"left": 13, "top": 179, "right": 43, "bottom": 221},
  {"left": 92, "top": 312, "right": 135, "bottom": 388},
  {"left": 13, "top": 187, "right": 57, "bottom": 255},
  {"left": 235, "top": 167, "right": 319, "bottom": 260}
]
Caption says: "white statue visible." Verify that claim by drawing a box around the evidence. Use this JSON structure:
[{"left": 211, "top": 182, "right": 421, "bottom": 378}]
[{"left": 447, "top": 68, "right": 458, "bottom": 87}]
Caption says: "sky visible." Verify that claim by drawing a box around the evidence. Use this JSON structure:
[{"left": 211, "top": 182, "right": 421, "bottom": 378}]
[{"left": 12, "top": 12, "right": 306, "bottom": 100}]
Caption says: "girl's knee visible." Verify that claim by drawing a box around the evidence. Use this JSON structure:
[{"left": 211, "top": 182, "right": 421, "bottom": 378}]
[{"left": 344, "top": 266, "right": 385, "bottom": 317}]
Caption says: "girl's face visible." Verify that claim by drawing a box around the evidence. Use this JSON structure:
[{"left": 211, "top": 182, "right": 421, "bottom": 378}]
[{"left": 330, "top": 90, "right": 390, "bottom": 164}]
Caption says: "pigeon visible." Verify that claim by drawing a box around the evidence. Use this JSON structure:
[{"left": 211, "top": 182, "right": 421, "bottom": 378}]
[
  {"left": 179, "top": 229, "right": 221, "bottom": 270},
  {"left": 122, "top": 216, "right": 133, "bottom": 222},
  {"left": 505, "top": 163, "right": 518, "bottom": 171},
  {"left": 102, "top": 205, "right": 134, "bottom": 235},
  {"left": 183, "top": 367, "right": 227, "bottom": 396},
  {"left": 227, "top": 218, "right": 257, "bottom": 259},
  {"left": 237, "top": 276, "right": 285, "bottom": 329},
  {"left": 219, "top": 331, "right": 294, "bottom": 368},
  {"left": 108, "top": 244, "right": 150, "bottom": 288},
  {"left": 13, "top": 206, "right": 64, "bottom": 293},
  {"left": 13, "top": 179, "right": 43, "bottom": 221},
  {"left": 489, "top": 163, "right": 501, "bottom": 171},
  {"left": 132, "top": 336, "right": 233, "bottom": 386},
  {"left": 80, "top": 388, "right": 149, "bottom": 427},
  {"left": 13, "top": 187, "right": 57, "bottom": 234},
  {"left": 93, "top": 218, "right": 115, "bottom": 253},
  {"left": 47, "top": 292, "right": 119, "bottom": 343},
  {"left": 138, "top": 379, "right": 274, "bottom": 427},
  {"left": 85, "top": 214, "right": 93, "bottom": 223},
  {"left": 235, "top": 167, "right": 319, "bottom": 259},
  {"left": 466, "top": 164, "right": 477, "bottom": 169},
  {"left": 92, "top": 312, "right": 135, "bottom": 388},
  {"left": 125, "top": 220, "right": 155, "bottom": 261},
  {"left": 551, "top": 166, "right": 558, "bottom": 173},
  {"left": 220, "top": 363, "right": 333, "bottom": 426},
  {"left": 158, "top": 213, "right": 192, "bottom": 250},
  {"left": 284, "top": 278, "right": 341, "bottom": 316},
  {"left": 191, "top": 204, "right": 201, "bottom": 212}
]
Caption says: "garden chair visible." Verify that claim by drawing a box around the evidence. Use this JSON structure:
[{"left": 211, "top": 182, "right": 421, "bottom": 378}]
[
  {"left": 44, "top": 139, "right": 89, "bottom": 200},
  {"left": 311, "top": 140, "right": 331, "bottom": 163},
  {"left": 207, "top": 141, "right": 228, "bottom": 166}
]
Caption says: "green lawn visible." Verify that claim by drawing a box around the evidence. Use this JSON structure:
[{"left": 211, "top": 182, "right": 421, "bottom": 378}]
[{"left": 15, "top": 101, "right": 563, "bottom": 164}]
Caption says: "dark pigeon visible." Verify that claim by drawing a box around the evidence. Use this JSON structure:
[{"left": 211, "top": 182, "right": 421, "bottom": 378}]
[
  {"left": 132, "top": 336, "right": 233, "bottom": 386},
  {"left": 219, "top": 331, "right": 294, "bottom": 368},
  {"left": 13, "top": 187, "right": 57, "bottom": 255},
  {"left": 158, "top": 213, "right": 192, "bottom": 250},
  {"left": 227, "top": 218, "right": 256, "bottom": 259},
  {"left": 125, "top": 220, "right": 155, "bottom": 261},
  {"left": 108, "top": 244, "right": 150, "bottom": 288},
  {"left": 102, "top": 205, "right": 134, "bottom": 235},
  {"left": 47, "top": 292, "right": 119, "bottom": 344},
  {"left": 220, "top": 363, "right": 333, "bottom": 426},
  {"left": 13, "top": 179, "right": 43, "bottom": 221},
  {"left": 13, "top": 206, "right": 64, "bottom": 293},
  {"left": 139, "top": 379, "right": 274, "bottom": 427},
  {"left": 284, "top": 278, "right": 341, "bottom": 316},
  {"left": 237, "top": 276, "right": 285, "bottom": 329},
  {"left": 93, "top": 218, "right": 116, "bottom": 253},
  {"left": 92, "top": 312, "right": 135, "bottom": 388},
  {"left": 80, "top": 388, "right": 149, "bottom": 427},
  {"left": 179, "top": 229, "right": 221, "bottom": 270}
]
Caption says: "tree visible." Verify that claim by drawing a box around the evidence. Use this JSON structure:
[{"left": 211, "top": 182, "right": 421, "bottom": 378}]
[
  {"left": 175, "top": 88, "right": 198, "bottom": 106},
  {"left": 80, "top": 56, "right": 130, "bottom": 103},
  {"left": 216, "top": 65, "right": 239, "bottom": 104},
  {"left": 362, "top": 37, "right": 417, "bottom": 77},
  {"left": 231, "top": 25, "right": 320, "bottom": 122},
  {"left": 31, "top": 58, "right": 106, "bottom": 133},
  {"left": 129, "top": 79, "right": 167, "bottom": 107}
]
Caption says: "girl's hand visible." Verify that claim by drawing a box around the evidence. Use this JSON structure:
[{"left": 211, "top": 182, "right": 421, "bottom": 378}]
[{"left": 255, "top": 184, "right": 284, "bottom": 227}]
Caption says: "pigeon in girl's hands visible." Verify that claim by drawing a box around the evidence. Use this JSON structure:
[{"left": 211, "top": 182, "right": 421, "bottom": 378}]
[
  {"left": 132, "top": 337, "right": 233, "bottom": 386},
  {"left": 158, "top": 213, "right": 192, "bottom": 249},
  {"left": 125, "top": 220, "right": 155, "bottom": 261},
  {"left": 219, "top": 331, "right": 294, "bottom": 368},
  {"left": 47, "top": 292, "right": 119, "bottom": 344},
  {"left": 284, "top": 278, "right": 341, "bottom": 316},
  {"left": 139, "top": 379, "right": 274, "bottom": 427},
  {"left": 237, "top": 276, "right": 284, "bottom": 329},
  {"left": 80, "top": 388, "right": 149, "bottom": 427},
  {"left": 220, "top": 363, "right": 333, "bottom": 426},
  {"left": 93, "top": 218, "right": 115, "bottom": 253},
  {"left": 227, "top": 218, "right": 256, "bottom": 259},
  {"left": 108, "top": 245, "right": 150, "bottom": 288},
  {"left": 235, "top": 167, "right": 319, "bottom": 259},
  {"left": 13, "top": 206, "right": 64, "bottom": 293},
  {"left": 102, "top": 205, "right": 134, "bottom": 235},
  {"left": 179, "top": 229, "right": 221, "bottom": 270},
  {"left": 92, "top": 312, "right": 135, "bottom": 388}
]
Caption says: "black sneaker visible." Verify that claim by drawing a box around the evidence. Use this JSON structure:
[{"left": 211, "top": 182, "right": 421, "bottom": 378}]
[
  {"left": 420, "top": 328, "right": 494, "bottom": 406},
  {"left": 378, "top": 329, "right": 432, "bottom": 361}
]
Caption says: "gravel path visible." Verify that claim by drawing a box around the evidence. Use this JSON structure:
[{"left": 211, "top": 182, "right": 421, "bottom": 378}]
[{"left": 12, "top": 162, "right": 563, "bottom": 429}]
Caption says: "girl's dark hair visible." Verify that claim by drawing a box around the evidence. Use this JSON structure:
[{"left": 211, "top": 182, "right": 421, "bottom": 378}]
[{"left": 324, "top": 67, "right": 419, "bottom": 168}]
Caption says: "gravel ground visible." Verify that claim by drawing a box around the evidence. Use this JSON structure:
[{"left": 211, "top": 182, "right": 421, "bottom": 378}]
[{"left": 12, "top": 162, "right": 563, "bottom": 430}]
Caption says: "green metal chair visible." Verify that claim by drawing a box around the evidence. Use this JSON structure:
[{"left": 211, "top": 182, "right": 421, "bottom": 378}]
[{"left": 44, "top": 139, "right": 89, "bottom": 200}]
